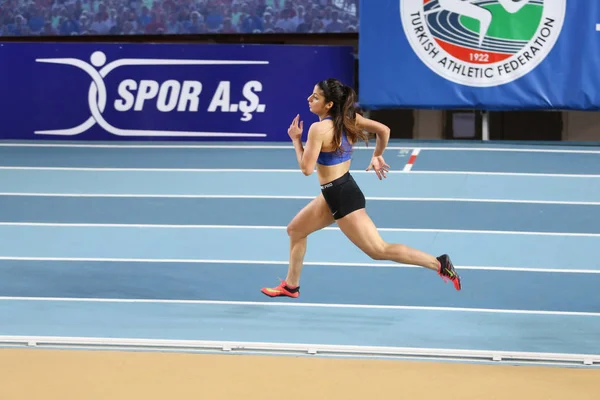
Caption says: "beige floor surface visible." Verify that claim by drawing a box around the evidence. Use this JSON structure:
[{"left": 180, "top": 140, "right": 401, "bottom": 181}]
[{"left": 0, "top": 348, "right": 598, "bottom": 400}]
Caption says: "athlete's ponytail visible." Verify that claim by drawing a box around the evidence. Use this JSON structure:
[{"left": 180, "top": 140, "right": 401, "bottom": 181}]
[{"left": 317, "top": 78, "right": 369, "bottom": 154}]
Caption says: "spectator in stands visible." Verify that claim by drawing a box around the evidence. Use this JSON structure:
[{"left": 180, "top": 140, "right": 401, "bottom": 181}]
[
  {"left": 292, "top": 5, "right": 305, "bottom": 26},
  {"left": 79, "top": 13, "right": 90, "bottom": 33},
  {"left": 275, "top": 8, "right": 296, "bottom": 32},
  {"left": 165, "top": 13, "right": 179, "bottom": 34},
  {"left": 59, "top": 12, "right": 80, "bottom": 36},
  {"left": 311, "top": 16, "right": 325, "bottom": 33},
  {"left": 204, "top": 3, "right": 224, "bottom": 31},
  {"left": 325, "top": 10, "right": 344, "bottom": 32},
  {"left": 27, "top": 7, "right": 46, "bottom": 34},
  {"left": 231, "top": 2, "right": 244, "bottom": 27},
  {"left": 90, "top": 11, "right": 112, "bottom": 34},
  {"left": 262, "top": 12, "right": 275, "bottom": 31},
  {"left": 219, "top": 17, "right": 238, "bottom": 33},
  {"left": 186, "top": 11, "right": 206, "bottom": 34},
  {"left": 145, "top": 11, "right": 167, "bottom": 34},
  {"left": 139, "top": 6, "right": 153, "bottom": 31},
  {"left": 41, "top": 21, "right": 57, "bottom": 35},
  {"left": 241, "top": 7, "right": 263, "bottom": 33}
]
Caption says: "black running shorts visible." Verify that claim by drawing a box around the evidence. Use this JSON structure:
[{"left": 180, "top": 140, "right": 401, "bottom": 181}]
[{"left": 320, "top": 171, "right": 366, "bottom": 220}]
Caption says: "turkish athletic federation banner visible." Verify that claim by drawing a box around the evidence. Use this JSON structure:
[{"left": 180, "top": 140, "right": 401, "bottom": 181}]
[
  {"left": 358, "top": 0, "right": 600, "bottom": 110},
  {"left": 0, "top": 42, "right": 354, "bottom": 141}
]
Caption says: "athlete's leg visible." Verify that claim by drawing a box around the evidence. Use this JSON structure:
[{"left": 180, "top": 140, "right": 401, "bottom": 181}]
[
  {"left": 261, "top": 194, "right": 334, "bottom": 297},
  {"left": 285, "top": 193, "right": 334, "bottom": 286},
  {"left": 337, "top": 208, "right": 438, "bottom": 269},
  {"left": 336, "top": 208, "right": 461, "bottom": 290}
]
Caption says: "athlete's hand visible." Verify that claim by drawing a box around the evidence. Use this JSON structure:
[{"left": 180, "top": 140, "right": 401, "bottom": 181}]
[
  {"left": 366, "top": 155, "right": 390, "bottom": 180},
  {"left": 288, "top": 114, "right": 303, "bottom": 142}
]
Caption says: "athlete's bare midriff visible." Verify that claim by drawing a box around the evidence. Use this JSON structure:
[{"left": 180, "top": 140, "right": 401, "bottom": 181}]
[{"left": 316, "top": 160, "right": 351, "bottom": 185}]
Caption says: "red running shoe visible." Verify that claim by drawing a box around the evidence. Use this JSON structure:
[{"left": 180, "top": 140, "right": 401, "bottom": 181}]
[
  {"left": 437, "top": 254, "right": 462, "bottom": 291},
  {"left": 261, "top": 280, "right": 300, "bottom": 298}
]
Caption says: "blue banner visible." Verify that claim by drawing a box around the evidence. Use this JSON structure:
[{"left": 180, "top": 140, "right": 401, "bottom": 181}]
[
  {"left": 358, "top": 0, "right": 600, "bottom": 110},
  {"left": 0, "top": 42, "right": 355, "bottom": 141}
]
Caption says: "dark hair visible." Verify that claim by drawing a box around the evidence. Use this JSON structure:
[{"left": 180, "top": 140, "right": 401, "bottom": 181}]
[{"left": 317, "top": 78, "right": 368, "bottom": 153}]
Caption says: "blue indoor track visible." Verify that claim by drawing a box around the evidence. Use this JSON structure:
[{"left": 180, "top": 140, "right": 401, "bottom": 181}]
[{"left": 0, "top": 140, "right": 599, "bottom": 366}]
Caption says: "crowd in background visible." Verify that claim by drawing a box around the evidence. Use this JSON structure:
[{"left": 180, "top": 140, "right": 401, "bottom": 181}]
[{"left": 0, "top": 0, "right": 359, "bottom": 36}]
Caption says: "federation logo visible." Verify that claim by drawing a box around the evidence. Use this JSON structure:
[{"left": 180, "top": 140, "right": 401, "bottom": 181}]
[{"left": 400, "top": 0, "right": 566, "bottom": 87}]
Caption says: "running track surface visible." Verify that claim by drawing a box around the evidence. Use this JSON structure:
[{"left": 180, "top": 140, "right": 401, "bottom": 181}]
[{"left": 0, "top": 140, "right": 599, "bottom": 366}]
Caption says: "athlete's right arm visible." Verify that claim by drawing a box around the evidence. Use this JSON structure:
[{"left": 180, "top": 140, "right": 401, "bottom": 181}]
[
  {"left": 288, "top": 114, "right": 324, "bottom": 176},
  {"left": 295, "top": 123, "right": 325, "bottom": 176}
]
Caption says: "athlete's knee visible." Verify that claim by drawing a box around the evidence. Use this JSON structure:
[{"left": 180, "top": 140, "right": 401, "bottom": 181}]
[
  {"left": 368, "top": 251, "right": 386, "bottom": 261},
  {"left": 365, "top": 242, "right": 388, "bottom": 261},
  {"left": 287, "top": 222, "right": 307, "bottom": 241}
]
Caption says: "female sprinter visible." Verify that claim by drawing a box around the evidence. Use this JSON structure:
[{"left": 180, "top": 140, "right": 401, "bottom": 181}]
[{"left": 261, "top": 78, "right": 461, "bottom": 298}]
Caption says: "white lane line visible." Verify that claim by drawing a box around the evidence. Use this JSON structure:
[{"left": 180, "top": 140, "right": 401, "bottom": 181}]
[
  {"left": 1, "top": 142, "right": 600, "bottom": 154},
  {"left": 0, "top": 256, "right": 596, "bottom": 274},
  {"left": 0, "top": 192, "right": 597, "bottom": 205},
  {"left": 0, "top": 222, "right": 598, "bottom": 237},
  {"left": 0, "top": 296, "right": 598, "bottom": 317},
  {"left": 1, "top": 166, "right": 598, "bottom": 178}
]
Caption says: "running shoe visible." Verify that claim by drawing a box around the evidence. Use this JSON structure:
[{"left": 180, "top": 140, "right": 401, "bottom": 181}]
[
  {"left": 261, "top": 279, "right": 300, "bottom": 298},
  {"left": 437, "top": 254, "right": 461, "bottom": 291}
]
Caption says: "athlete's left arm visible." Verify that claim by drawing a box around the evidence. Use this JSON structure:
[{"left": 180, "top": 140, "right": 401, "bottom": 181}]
[
  {"left": 356, "top": 113, "right": 391, "bottom": 180},
  {"left": 355, "top": 114, "right": 390, "bottom": 157}
]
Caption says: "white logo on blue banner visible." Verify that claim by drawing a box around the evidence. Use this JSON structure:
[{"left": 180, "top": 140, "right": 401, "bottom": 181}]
[{"left": 34, "top": 51, "right": 269, "bottom": 137}]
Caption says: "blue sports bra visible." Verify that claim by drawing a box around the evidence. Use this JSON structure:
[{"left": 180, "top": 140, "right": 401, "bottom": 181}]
[{"left": 316, "top": 117, "right": 353, "bottom": 166}]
